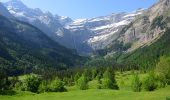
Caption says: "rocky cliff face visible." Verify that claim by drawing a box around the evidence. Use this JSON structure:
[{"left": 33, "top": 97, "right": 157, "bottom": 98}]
[
  {"left": 104, "top": 0, "right": 170, "bottom": 54},
  {"left": 66, "top": 9, "right": 145, "bottom": 52}
]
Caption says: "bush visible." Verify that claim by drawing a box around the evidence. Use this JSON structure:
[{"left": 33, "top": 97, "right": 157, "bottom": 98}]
[
  {"left": 15, "top": 81, "right": 26, "bottom": 91},
  {"left": 23, "top": 74, "right": 42, "bottom": 93},
  {"left": 74, "top": 73, "right": 80, "bottom": 84},
  {"left": 143, "top": 72, "right": 158, "bottom": 91},
  {"left": 166, "top": 97, "right": 170, "bottom": 100},
  {"left": 92, "top": 68, "right": 97, "bottom": 79},
  {"left": 63, "top": 77, "right": 73, "bottom": 86},
  {"left": 49, "top": 78, "right": 67, "bottom": 92},
  {"left": 9, "top": 77, "right": 19, "bottom": 90},
  {"left": 156, "top": 74, "right": 167, "bottom": 88},
  {"left": 77, "top": 75, "right": 88, "bottom": 90},
  {"left": 96, "top": 73, "right": 102, "bottom": 89},
  {"left": 155, "top": 56, "right": 170, "bottom": 85},
  {"left": 0, "top": 70, "right": 10, "bottom": 92},
  {"left": 131, "top": 73, "right": 142, "bottom": 92},
  {"left": 102, "top": 68, "right": 119, "bottom": 90},
  {"left": 83, "top": 69, "right": 92, "bottom": 81},
  {"left": 38, "top": 81, "right": 49, "bottom": 93},
  {"left": 38, "top": 78, "right": 67, "bottom": 93}
]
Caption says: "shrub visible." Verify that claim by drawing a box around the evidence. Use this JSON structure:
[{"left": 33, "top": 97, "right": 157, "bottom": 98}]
[
  {"left": 92, "top": 68, "right": 97, "bottom": 79},
  {"left": 83, "top": 69, "right": 92, "bottom": 81},
  {"left": 9, "top": 77, "right": 19, "bottom": 90},
  {"left": 96, "top": 74, "right": 102, "bottom": 84},
  {"left": 166, "top": 97, "right": 170, "bottom": 100},
  {"left": 15, "top": 81, "right": 26, "bottom": 91},
  {"left": 63, "top": 77, "right": 73, "bottom": 86},
  {"left": 131, "top": 73, "right": 142, "bottom": 92},
  {"left": 77, "top": 75, "right": 88, "bottom": 90},
  {"left": 102, "top": 68, "right": 119, "bottom": 90},
  {"left": 38, "top": 78, "right": 67, "bottom": 93},
  {"left": 49, "top": 78, "right": 67, "bottom": 92},
  {"left": 155, "top": 56, "right": 170, "bottom": 85},
  {"left": 155, "top": 74, "right": 167, "bottom": 88},
  {"left": 0, "top": 70, "right": 10, "bottom": 93},
  {"left": 23, "top": 74, "right": 42, "bottom": 93},
  {"left": 74, "top": 73, "right": 80, "bottom": 84},
  {"left": 38, "top": 81, "right": 49, "bottom": 93},
  {"left": 0, "top": 71, "right": 7, "bottom": 91},
  {"left": 143, "top": 72, "right": 158, "bottom": 91},
  {"left": 96, "top": 73, "right": 102, "bottom": 89}
]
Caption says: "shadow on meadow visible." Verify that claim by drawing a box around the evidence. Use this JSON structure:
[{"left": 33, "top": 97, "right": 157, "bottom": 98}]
[{"left": 167, "top": 97, "right": 170, "bottom": 100}]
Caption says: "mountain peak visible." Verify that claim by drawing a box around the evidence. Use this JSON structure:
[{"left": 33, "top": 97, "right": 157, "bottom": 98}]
[
  {"left": 0, "top": 2, "right": 13, "bottom": 18},
  {"left": 44, "top": 11, "right": 53, "bottom": 16},
  {"left": 7, "top": 0, "right": 23, "bottom": 4},
  {"left": 158, "top": 0, "right": 170, "bottom": 6},
  {"left": 5, "top": 0, "right": 27, "bottom": 10}
]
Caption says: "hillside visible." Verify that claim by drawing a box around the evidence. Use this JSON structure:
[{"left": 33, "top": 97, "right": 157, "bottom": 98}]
[
  {"left": 92, "top": 0, "right": 170, "bottom": 69},
  {"left": 116, "top": 27, "right": 170, "bottom": 69},
  {"left": 0, "top": 15, "right": 82, "bottom": 75}
]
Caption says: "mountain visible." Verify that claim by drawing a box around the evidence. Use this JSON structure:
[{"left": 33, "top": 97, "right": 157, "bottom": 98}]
[
  {"left": 66, "top": 9, "right": 145, "bottom": 51},
  {"left": 1, "top": 0, "right": 170, "bottom": 71},
  {"left": 0, "top": 6, "right": 82, "bottom": 75},
  {"left": 4, "top": 0, "right": 75, "bottom": 50},
  {"left": 3, "top": 0, "right": 145, "bottom": 55},
  {"left": 98, "top": 0, "right": 170, "bottom": 69},
  {"left": 0, "top": 3, "right": 14, "bottom": 18}
]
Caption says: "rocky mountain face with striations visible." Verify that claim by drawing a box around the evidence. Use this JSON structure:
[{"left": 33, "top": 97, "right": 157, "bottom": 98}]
[
  {"left": 94, "top": 0, "right": 170, "bottom": 56},
  {"left": 107, "top": 0, "right": 170, "bottom": 54},
  {"left": 66, "top": 9, "right": 145, "bottom": 52},
  {"left": 108, "top": 0, "right": 170, "bottom": 69}
]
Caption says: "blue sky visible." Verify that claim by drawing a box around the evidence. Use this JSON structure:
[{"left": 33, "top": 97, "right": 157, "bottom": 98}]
[{"left": 1, "top": 0, "right": 158, "bottom": 19}]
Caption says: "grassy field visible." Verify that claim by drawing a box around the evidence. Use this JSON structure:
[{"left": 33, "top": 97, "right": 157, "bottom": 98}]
[
  {"left": 0, "top": 71, "right": 170, "bottom": 100},
  {"left": 0, "top": 86, "right": 170, "bottom": 100}
]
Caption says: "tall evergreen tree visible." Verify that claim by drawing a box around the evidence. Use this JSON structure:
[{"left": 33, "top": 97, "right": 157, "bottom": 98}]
[{"left": 102, "top": 67, "right": 119, "bottom": 90}]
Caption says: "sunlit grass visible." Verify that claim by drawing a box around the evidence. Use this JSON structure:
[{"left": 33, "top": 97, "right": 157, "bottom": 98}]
[{"left": 0, "top": 71, "right": 169, "bottom": 100}]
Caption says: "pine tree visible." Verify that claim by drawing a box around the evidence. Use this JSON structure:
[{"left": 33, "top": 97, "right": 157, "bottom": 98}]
[
  {"left": 131, "top": 73, "right": 142, "bottom": 92},
  {"left": 102, "top": 67, "right": 119, "bottom": 90},
  {"left": 77, "top": 75, "right": 88, "bottom": 90}
]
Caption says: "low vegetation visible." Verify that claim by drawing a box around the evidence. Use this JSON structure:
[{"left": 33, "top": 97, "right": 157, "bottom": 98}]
[{"left": 0, "top": 56, "right": 170, "bottom": 99}]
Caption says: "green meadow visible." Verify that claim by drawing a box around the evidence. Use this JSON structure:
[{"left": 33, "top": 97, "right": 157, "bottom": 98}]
[{"left": 0, "top": 72, "right": 170, "bottom": 100}]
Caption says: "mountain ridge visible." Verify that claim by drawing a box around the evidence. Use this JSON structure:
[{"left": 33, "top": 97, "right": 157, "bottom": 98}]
[
  {"left": 3, "top": 0, "right": 146, "bottom": 55},
  {"left": 0, "top": 3, "right": 83, "bottom": 75}
]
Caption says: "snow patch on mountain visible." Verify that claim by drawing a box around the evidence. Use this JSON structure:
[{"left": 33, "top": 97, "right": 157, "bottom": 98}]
[
  {"left": 65, "top": 9, "right": 145, "bottom": 50},
  {"left": 3, "top": 0, "right": 146, "bottom": 54},
  {"left": 92, "top": 20, "right": 129, "bottom": 31},
  {"left": 88, "top": 29, "right": 118, "bottom": 43}
]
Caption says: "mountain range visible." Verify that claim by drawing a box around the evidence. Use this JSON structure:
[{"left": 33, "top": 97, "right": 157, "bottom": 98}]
[
  {"left": 3, "top": 0, "right": 146, "bottom": 55},
  {"left": 98, "top": 0, "right": 170, "bottom": 69},
  {"left": 0, "top": 2, "right": 82, "bottom": 75},
  {"left": 0, "top": 0, "right": 170, "bottom": 73}
]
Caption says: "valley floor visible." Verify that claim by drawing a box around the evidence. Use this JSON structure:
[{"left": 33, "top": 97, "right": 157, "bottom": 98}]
[
  {"left": 0, "top": 86, "right": 170, "bottom": 100},
  {"left": 1, "top": 71, "right": 170, "bottom": 100}
]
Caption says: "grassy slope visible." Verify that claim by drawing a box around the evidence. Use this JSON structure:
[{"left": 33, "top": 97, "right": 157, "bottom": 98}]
[
  {"left": 0, "top": 71, "right": 170, "bottom": 100},
  {"left": 0, "top": 86, "right": 170, "bottom": 100}
]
